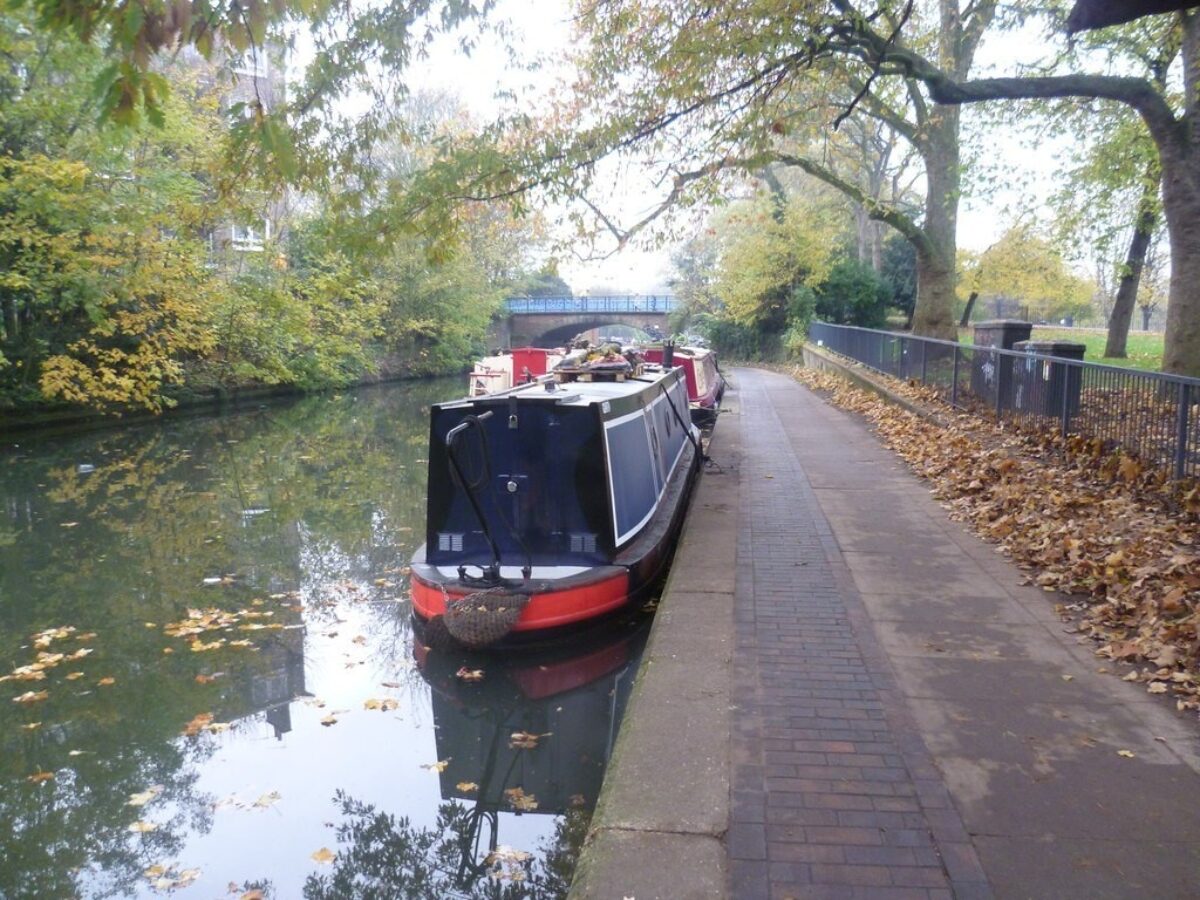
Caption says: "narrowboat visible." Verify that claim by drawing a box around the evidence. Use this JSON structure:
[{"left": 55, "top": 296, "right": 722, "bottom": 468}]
[
  {"left": 639, "top": 343, "right": 725, "bottom": 425},
  {"left": 468, "top": 346, "right": 563, "bottom": 397},
  {"left": 410, "top": 357, "right": 701, "bottom": 648}
]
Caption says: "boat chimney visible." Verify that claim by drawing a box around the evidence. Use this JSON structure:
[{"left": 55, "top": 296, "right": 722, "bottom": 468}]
[{"left": 663, "top": 339, "right": 675, "bottom": 368}]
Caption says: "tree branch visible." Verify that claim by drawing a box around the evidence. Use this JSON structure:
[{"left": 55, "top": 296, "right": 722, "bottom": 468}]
[
  {"left": 774, "top": 151, "right": 934, "bottom": 257},
  {"left": 923, "top": 72, "right": 1182, "bottom": 154}
]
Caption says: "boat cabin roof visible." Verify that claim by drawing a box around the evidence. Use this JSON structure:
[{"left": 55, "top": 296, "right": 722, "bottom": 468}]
[{"left": 439, "top": 366, "right": 676, "bottom": 410}]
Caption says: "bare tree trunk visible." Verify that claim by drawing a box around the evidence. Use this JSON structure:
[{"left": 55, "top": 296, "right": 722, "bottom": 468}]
[
  {"left": 1161, "top": 147, "right": 1200, "bottom": 376},
  {"left": 1105, "top": 166, "right": 1159, "bottom": 358},
  {"left": 1, "top": 295, "right": 15, "bottom": 342},
  {"left": 960, "top": 291, "right": 978, "bottom": 327},
  {"left": 910, "top": 110, "right": 960, "bottom": 341}
]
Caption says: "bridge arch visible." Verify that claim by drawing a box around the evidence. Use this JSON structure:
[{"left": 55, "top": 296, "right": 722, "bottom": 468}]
[
  {"left": 495, "top": 295, "right": 677, "bottom": 348},
  {"left": 531, "top": 318, "right": 665, "bottom": 347}
]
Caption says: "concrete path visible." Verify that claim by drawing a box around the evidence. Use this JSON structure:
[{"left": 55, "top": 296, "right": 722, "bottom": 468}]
[{"left": 728, "top": 367, "right": 1200, "bottom": 899}]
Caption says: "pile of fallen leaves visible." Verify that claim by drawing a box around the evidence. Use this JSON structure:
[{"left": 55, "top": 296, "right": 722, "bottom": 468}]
[{"left": 795, "top": 366, "right": 1200, "bottom": 711}]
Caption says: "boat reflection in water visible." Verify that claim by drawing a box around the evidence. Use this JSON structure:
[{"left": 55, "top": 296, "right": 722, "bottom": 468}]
[{"left": 413, "top": 613, "right": 651, "bottom": 894}]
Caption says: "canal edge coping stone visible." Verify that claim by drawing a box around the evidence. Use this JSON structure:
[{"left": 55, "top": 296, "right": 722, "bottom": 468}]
[{"left": 568, "top": 388, "right": 741, "bottom": 900}]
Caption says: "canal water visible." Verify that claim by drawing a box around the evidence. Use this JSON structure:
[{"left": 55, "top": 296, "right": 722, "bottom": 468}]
[{"left": 0, "top": 381, "right": 651, "bottom": 899}]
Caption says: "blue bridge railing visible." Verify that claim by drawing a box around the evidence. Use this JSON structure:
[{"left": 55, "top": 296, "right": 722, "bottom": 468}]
[{"left": 504, "top": 295, "right": 677, "bottom": 314}]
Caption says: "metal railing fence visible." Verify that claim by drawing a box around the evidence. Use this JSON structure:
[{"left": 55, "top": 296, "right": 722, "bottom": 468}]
[
  {"left": 808, "top": 321, "right": 1200, "bottom": 480},
  {"left": 503, "top": 295, "right": 677, "bottom": 314}
]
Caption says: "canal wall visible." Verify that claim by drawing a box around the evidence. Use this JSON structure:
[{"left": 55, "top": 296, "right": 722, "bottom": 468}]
[{"left": 569, "top": 393, "right": 741, "bottom": 899}]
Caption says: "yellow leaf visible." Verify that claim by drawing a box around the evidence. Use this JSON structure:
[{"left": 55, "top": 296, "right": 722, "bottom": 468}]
[
  {"left": 1147, "top": 682, "right": 1169, "bottom": 694},
  {"left": 509, "top": 731, "right": 552, "bottom": 750},
  {"left": 21, "top": 722, "right": 41, "bottom": 731},
  {"left": 97, "top": 677, "right": 116, "bottom": 686},
  {"left": 363, "top": 698, "right": 399, "bottom": 712},
  {"left": 503, "top": 786, "right": 538, "bottom": 811},
  {"left": 421, "top": 759, "right": 450, "bottom": 773},
  {"left": 13, "top": 690, "right": 48, "bottom": 704},
  {"left": 128, "top": 785, "right": 163, "bottom": 806},
  {"left": 252, "top": 791, "right": 281, "bottom": 808},
  {"left": 455, "top": 667, "right": 484, "bottom": 682},
  {"left": 456, "top": 782, "right": 479, "bottom": 793},
  {"left": 311, "top": 847, "right": 336, "bottom": 864},
  {"left": 182, "top": 712, "right": 214, "bottom": 736},
  {"left": 27, "top": 771, "right": 54, "bottom": 784},
  {"left": 1117, "top": 750, "right": 1136, "bottom": 758},
  {"left": 320, "top": 715, "right": 338, "bottom": 726},
  {"left": 65, "top": 672, "right": 84, "bottom": 680}
]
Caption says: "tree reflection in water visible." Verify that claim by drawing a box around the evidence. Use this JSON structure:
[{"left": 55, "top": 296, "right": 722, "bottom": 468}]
[
  {"left": 303, "top": 793, "right": 587, "bottom": 900},
  {"left": 306, "top": 617, "right": 650, "bottom": 900},
  {"left": 0, "top": 380, "right": 651, "bottom": 897}
]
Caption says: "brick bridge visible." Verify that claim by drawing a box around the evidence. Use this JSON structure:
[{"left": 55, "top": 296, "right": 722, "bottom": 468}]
[{"left": 490, "top": 295, "right": 677, "bottom": 347}]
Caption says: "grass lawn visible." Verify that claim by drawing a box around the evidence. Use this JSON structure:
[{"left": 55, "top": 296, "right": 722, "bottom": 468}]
[{"left": 957, "top": 326, "right": 1164, "bottom": 372}]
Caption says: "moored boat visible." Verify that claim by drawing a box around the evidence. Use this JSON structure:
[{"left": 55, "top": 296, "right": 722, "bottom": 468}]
[
  {"left": 468, "top": 346, "right": 563, "bottom": 397},
  {"left": 639, "top": 343, "right": 725, "bottom": 425},
  {"left": 411, "top": 358, "right": 701, "bottom": 648}
]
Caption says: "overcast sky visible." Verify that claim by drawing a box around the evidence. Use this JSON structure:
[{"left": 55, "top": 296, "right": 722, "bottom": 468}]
[{"left": 408, "top": 2, "right": 1075, "bottom": 294}]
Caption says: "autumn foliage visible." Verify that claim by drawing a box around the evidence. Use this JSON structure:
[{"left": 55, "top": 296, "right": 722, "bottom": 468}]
[{"left": 795, "top": 366, "right": 1200, "bottom": 712}]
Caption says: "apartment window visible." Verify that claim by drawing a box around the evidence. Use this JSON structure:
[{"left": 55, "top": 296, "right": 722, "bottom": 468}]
[
  {"left": 232, "top": 219, "right": 271, "bottom": 251},
  {"left": 233, "top": 51, "right": 269, "bottom": 80}
]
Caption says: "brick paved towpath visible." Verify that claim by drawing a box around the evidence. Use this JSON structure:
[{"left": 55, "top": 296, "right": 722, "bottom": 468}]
[
  {"left": 572, "top": 366, "right": 1200, "bottom": 900},
  {"left": 728, "top": 366, "right": 1200, "bottom": 900}
]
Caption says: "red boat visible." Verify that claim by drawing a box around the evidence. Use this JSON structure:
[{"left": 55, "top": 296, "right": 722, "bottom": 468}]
[
  {"left": 468, "top": 347, "right": 563, "bottom": 397},
  {"left": 639, "top": 344, "right": 725, "bottom": 425}
]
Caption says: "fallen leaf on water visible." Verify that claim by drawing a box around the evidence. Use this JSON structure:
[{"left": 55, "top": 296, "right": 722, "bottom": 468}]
[
  {"left": 311, "top": 848, "right": 335, "bottom": 865},
  {"left": 422, "top": 759, "right": 450, "bottom": 773},
  {"left": 194, "top": 674, "right": 220, "bottom": 685},
  {"left": 66, "top": 648, "right": 92, "bottom": 660},
  {"left": 484, "top": 845, "right": 533, "bottom": 882},
  {"left": 253, "top": 791, "right": 282, "bottom": 809},
  {"left": 60, "top": 522, "right": 78, "bottom": 528},
  {"left": 363, "top": 698, "right": 399, "bottom": 712},
  {"left": 455, "top": 667, "right": 484, "bottom": 682},
  {"left": 129, "top": 820, "right": 158, "bottom": 833},
  {"left": 97, "top": 677, "right": 116, "bottom": 686},
  {"left": 33, "top": 626, "right": 76, "bottom": 648},
  {"left": 182, "top": 712, "right": 214, "bottom": 737},
  {"left": 457, "top": 782, "right": 478, "bottom": 793},
  {"left": 1061, "top": 675, "right": 1074, "bottom": 682},
  {"left": 27, "top": 771, "right": 54, "bottom": 783},
  {"left": 128, "top": 785, "right": 164, "bottom": 806},
  {"left": 143, "top": 865, "right": 200, "bottom": 891},
  {"left": 65, "top": 672, "right": 84, "bottom": 681},
  {"left": 509, "top": 731, "right": 552, "bottom": 750},
  {"left": 21, "top": 722, "right": 41, "bottom": 731},
  {"left": 1148, "top": 682, "right": 1169, "bottom": 694},
  {"left": 13, "top": 691, "right": 48, "bottom": 704},
  {"left": 503, "top": 787, "right": 538, "bottom": 811},
  {"left": 1118, "top": 750, "right": 1136, "bottom": 758},
  {"left": 162, "top": 647, "right": 174, "bottom": 655}
]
